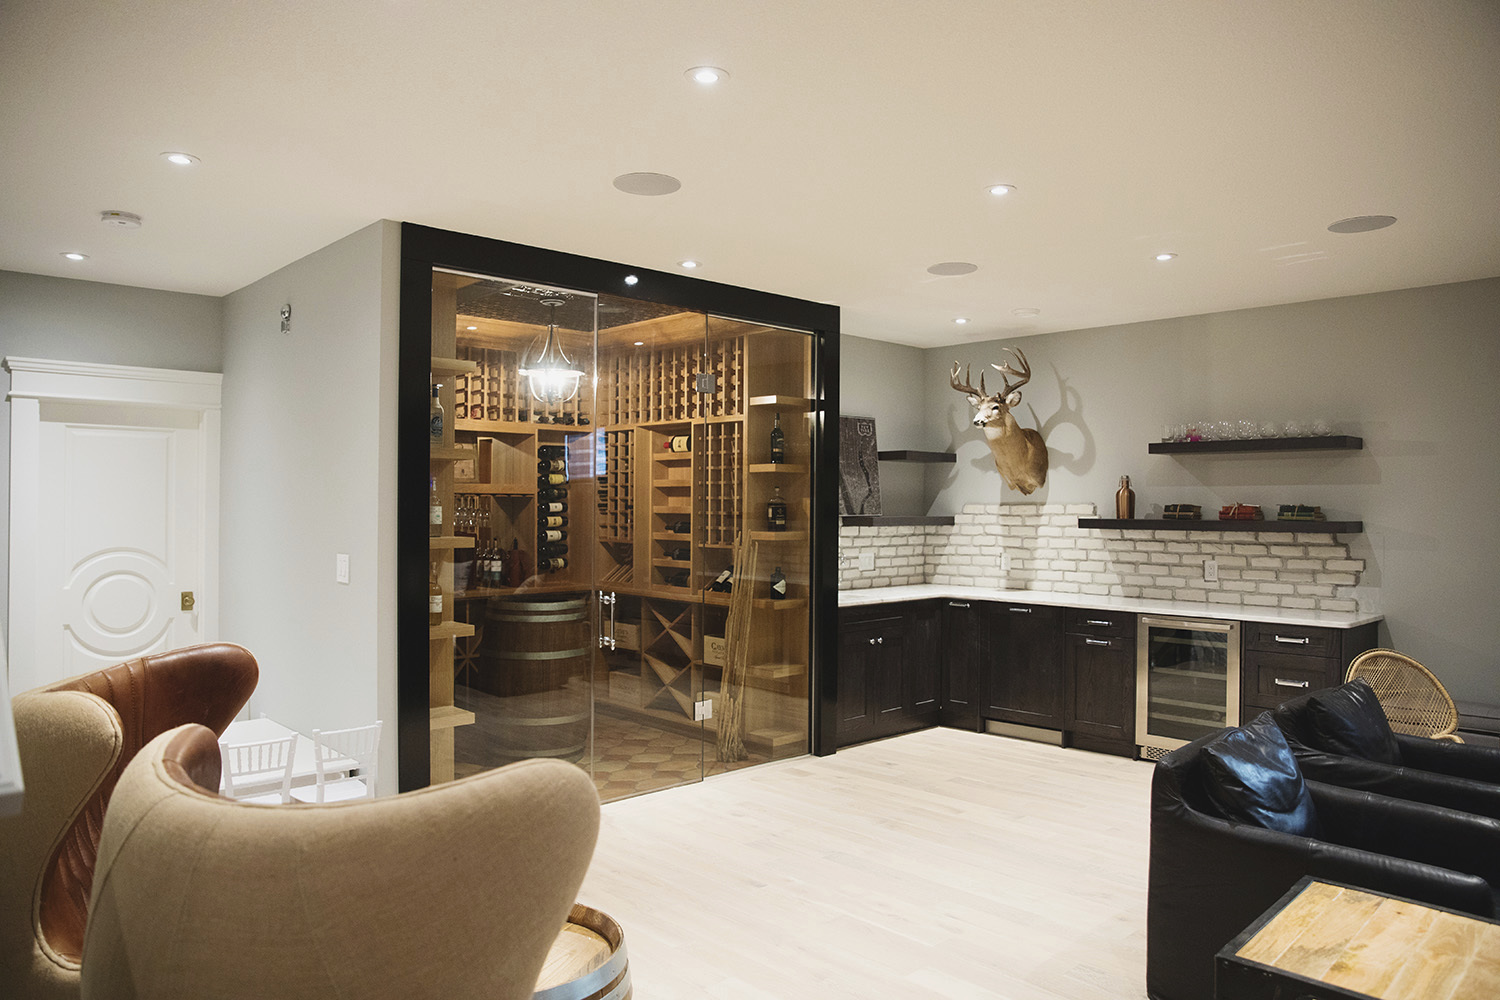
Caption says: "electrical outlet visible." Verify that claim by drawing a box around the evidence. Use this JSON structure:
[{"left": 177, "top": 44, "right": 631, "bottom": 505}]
[
  {"left": 858, "top": 551, "right": 875, "bottom": 571},
  {"left": 336, "top": 553, "right": 350, "bottom": 584},
  {"left": 1001, "top": 552, "right": 1012, "bottom": 572},
  {"left": 694, "top": 699, "right": 713, "bottom": 721},
  {"left": 1203, "top": 558, "right": 1218, "bottom": 583}
]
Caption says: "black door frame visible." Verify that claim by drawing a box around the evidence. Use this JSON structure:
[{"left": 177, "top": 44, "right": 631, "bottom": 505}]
[{"left": 397, "top": 223, "right": 841, "bottom": 790}]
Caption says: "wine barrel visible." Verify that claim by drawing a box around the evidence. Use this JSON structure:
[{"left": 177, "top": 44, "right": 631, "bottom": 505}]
[
  {"left": 534, "top": 905, "right": 631, "bottom": 1000},
  {"left": 476, "top": 596, "right": 591, "bottom": 761}
]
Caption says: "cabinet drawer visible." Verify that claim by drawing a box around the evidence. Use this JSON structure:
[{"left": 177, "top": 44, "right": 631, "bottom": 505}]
[
  {"left": 1244, "top": 621, "right": 1339, "bottom": 658},
  {"left": 1066, "top": 607, "right": 1136, "bottom": 638},
  {"left": 1245, "top": 653, "right": 1340, "bottom": 703}
]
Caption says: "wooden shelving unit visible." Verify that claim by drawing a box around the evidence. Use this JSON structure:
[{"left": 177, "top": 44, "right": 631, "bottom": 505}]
[
  {"left": 1149, "top": 435, "right": 1363, "bottom": 455},
  {"left": 840, "top": 514, "right": 956, "bottom": 527},
  {"left": 1078, "top": 518, "right": 1363, "bottom": 535}
]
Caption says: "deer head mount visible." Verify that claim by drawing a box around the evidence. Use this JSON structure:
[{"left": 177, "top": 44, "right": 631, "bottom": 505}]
[{"left": 951, "top": 347, "right": 1049, "bottom": 495}]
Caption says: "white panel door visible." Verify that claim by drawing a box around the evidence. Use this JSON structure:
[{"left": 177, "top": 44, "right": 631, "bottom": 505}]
[{"left": 35, "top": 402, "right": 205, "bottom": 682}]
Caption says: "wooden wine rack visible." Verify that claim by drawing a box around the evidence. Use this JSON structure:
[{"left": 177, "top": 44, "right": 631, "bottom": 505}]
[
  {"left": 599, "top": 429, "right": 633, "bottom": 542},
  {"left": 601, "top": 338, "right": 743, "bottom": 426},
  {"left": 454, "top": 345, "right": 590, "bottom": 430},
  {"left": 701, "top": 421, "right": 742, "bottom": 546}
]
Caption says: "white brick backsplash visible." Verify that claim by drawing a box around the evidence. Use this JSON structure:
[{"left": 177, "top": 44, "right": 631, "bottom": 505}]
[{"left": 840, "top": 502, "right": 1366, "bottom": 610}]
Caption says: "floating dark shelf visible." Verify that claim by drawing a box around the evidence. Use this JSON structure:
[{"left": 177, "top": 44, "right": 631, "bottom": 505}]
[
  {"left": 1149, "top": 436, "right": 1363, "bottom": 455},
  {"left": 841, "top": 515, "right": 956, "bottom": 527},
  {"left": 1079, "top": 518, "right": 1362, "bottom": 535},
  {"left": 876, "top": 450, "right": 956, "bottom": 463}
]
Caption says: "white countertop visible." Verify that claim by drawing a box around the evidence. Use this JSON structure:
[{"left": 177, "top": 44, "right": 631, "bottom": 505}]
[{"left": 838, "top": 585, "right": 1382, "bottom": 629}]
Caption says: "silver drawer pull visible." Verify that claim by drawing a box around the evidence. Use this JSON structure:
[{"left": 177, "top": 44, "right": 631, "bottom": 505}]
[
  {"left": 1085, "top": 638, "right": 1111, "bottom": 647},
  {"left": 1274, "top": 678, "right": 1311, "bottom": 689},
  {"left": 868, "top": 636, "right": 884, "bottom": 645},
  {"left": 1085, "top": 619, "right": 1113, "bottom": 627},
  {"left": 1274, "top": 635, "right": 1311, "bottom": 645},
  {"left": 1009, "top": 606, "right": 1032, "bottom": 614},
  {"left": 948, "top": 601, "right": 970, "bottom": 608}
]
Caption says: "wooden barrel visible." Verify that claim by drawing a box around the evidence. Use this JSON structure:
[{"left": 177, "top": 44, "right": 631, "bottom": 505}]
[
  {"left": 534, "top": 904, "right": 631, "bottom": 1000},
  {"left": 477, "top": 596, "right": 591, "bottom": 761}
]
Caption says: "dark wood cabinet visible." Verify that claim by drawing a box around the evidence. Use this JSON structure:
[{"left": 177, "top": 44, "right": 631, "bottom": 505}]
[
  {"left": 1239, "top": 620, "right": 1379, "bottom": 720},
  {"left": 836, "top": 602, "right": 940, "bottom": 748},
  {"left": 939, "top": 600, "right": 982, "bottom": 731},
  {"left": 1064, "top": 609, "right": 1137, "bottom": 757},
  {"left": 983, "top": 603, "right": 1066, "bottom": 732}
]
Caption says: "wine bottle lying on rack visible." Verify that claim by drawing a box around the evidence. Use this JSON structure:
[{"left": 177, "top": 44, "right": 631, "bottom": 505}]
[
  {"left": 663, "top": 547, "right": 690, "bottom": 561},
  {"left": 708, "top": 565, "right": 734, "bottom": 593},
  {"left": 663, "top": 520, "right": 691, "bottom": 533}
]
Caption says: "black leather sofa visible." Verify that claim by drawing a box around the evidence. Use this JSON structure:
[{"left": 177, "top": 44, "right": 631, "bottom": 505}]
[
  {"left": 1272, "top": 678, "right": 1500, "bottom": 819},
  {"left": 1147, "top": 714, "right": 1500, "bottom": 1000}
]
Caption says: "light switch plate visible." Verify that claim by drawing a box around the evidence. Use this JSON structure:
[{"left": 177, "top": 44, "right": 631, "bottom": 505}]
[
  {"left": 336, "top": 553, "right": 350, "bottom": 584},
  {"left": 858, "top": 551, "right": 875, "bottom": 571}
]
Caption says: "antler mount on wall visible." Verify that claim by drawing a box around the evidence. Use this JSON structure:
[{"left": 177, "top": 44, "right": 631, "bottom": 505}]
[{"left": 951, "top": 347, "right": 1049, "bottom": 495}]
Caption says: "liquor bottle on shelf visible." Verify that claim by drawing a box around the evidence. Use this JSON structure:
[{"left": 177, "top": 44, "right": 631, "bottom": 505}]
[
  {"left": 544, "top": 513, "right": 569, "bottom": 529},
  {"left": 430, "top": 384, "right": 444, "bottom": 443},
  {"left": 429, "top": 561, "right": 444, "bottom": 625},
  {"left": 708, "top": 565, "right": 734, "bottom": 593},
  {"left": 769, "top": 412, "right": 785, "bottom": 463},
  {"left": 767, "top": 486, "right": 788, "bottom": 531},
  {"left": 769, "top": 566, "right": 787, "bottom": 600},
  {"left": 664, "top": 546, "right": 690, "bottom": 561},
  {"left": 429, "top": 477, "right": 443, "bottom": 537},
  {"left": 662, "top": 434, "right": 690, "bottom": 452}
]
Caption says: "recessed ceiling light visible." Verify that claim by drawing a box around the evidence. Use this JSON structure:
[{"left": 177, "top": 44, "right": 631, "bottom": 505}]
[
  {"left": 613, "top": 172, "right": 682, "bottom": 196},
  {"left": 686, "top": 66, "right": 729, "bottom": 85},
  {"left": 1155, "top": 252, "right": 1177, "bottom": 261},
  {"left": 465, "top": 325, "right": 477, "bottom": 331},
  {"left": 60, "top": 252, "right": 88, "bottom": 261},
  {"left": 678, "top": 259, "right": 700, "bottom": 270},
  {"left": 987, "top": 184, "right": 1015, "bottom": 196},
  {"left": 953, "top": 317, "right": 969, "bottom": 325},
  {"left": 623, "top": 275, "right": 639, "bottom": 286},
  {"left": 927, "top": 261, "right": 978, "bottom": 276},
  {"left": 100, "top": 210, "right": 142, "bottom": 228},
  {"left": 1012, "top": 307, "right": 1041, "bottom": 318},
  {"left": 634, "top": 341, "right": 645, "bottom": 347},
  {"left": 1328, "top": 215, "right": 1397, "bottom": 234},
  {"left": 160, "top": 151, "right": 200, "bottom": 166}
]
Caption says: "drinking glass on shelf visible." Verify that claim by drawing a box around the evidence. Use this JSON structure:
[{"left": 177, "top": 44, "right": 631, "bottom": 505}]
[
  {"left": 1260, "top": 421, "right": 1281, "bottom": 438},
  {"left": 1283, "top": 421, "right": 1308, "bottom": 438},
  {"left": 1310, "top": 419, "right": 1332, "bottom": 436},
  {"left": 1236, "top": 420, "right": 1258, "bottom": 440}
]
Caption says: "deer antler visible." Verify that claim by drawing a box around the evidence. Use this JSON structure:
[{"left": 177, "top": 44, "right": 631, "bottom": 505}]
[
  {"left": 950, "top": 362, "right": 979, "bottom": 397},
  {"left": 990, "top": 347, "right": 1032, "bottom": 396}
]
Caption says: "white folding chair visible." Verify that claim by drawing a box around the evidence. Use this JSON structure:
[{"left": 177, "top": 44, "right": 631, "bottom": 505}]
[
  {"left": 218, "top": 735, "right": 296, "bottom": 804},
  {"left": 290, "top": 721, "right": 382, "bottom": 803}
]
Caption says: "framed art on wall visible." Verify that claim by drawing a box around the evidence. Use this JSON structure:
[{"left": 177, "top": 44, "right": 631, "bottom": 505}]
[{"left": 838, "top": 416, "right": 881, "bottom": 515}]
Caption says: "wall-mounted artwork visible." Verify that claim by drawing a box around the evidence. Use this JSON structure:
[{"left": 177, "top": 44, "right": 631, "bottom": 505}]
[
  {"left": 950, "top": 347, "right": 1049, "bottom": 495},
  {"left": 838, "top": 416, "right": 881, "bottom": 515}
]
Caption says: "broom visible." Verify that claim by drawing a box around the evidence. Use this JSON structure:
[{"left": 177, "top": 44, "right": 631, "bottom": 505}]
[{"left": 716, "top": 532, "right": 759, "bottom": 762}]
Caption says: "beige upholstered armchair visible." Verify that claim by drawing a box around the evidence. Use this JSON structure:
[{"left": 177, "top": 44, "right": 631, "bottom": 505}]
[
  {"left": 81, "top": 724, "right": 601, "bottom": 1000},
  {"left": 0, "top": 644, "right": 257, "bottom": 1000}
]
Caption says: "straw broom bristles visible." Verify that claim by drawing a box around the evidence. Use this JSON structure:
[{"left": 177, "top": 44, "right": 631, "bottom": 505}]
[{"left": 716, "top": 531, "right": 758, "bottom": 762}]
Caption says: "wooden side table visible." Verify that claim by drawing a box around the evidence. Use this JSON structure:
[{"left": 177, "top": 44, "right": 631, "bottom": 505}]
[{"left": 1216, "top": 877, "right": 1500, "bottom": 999}]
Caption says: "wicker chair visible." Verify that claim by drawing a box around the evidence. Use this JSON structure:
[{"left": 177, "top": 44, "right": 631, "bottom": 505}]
[{"left": 1345, "top": 648, "right": 1463, "bottom": 743}]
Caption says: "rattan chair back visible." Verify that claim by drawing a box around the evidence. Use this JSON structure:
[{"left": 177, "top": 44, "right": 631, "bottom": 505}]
[{"left": 1345, "top": 648, "right": 1463, "bottom": 742}]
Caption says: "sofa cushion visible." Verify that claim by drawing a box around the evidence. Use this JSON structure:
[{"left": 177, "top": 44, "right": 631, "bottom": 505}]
[
  {"left": 1303, "top": 679, "right": 1402, "bottom": 764},
  {"left": 1201, "top": 713, "right": 1321, "bottom": 837}
]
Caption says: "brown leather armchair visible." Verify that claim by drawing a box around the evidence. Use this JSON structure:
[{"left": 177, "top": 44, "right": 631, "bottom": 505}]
[
  {"left": 0, "top": 644, "right": 257, "bottom": 999},
  {"left": 81, "top": 724, "right": 600, "bottom": 1000}
]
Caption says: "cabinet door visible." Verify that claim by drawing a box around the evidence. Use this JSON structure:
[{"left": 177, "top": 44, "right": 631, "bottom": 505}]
[
  {"left": 1064, "top": 633, "right": 1136, "bottom": 756},
  {"left": 984, "top": 604, "right": 1065, "bottom": 730},
  {"left": 838, "top": 613, "right": 907, "bottom": 745},
  {"left": 940, "top": 600, "right": 982, "bottom": 731},
  {"left": 906, "top": 601, "right": 941, "bottom": 718}
]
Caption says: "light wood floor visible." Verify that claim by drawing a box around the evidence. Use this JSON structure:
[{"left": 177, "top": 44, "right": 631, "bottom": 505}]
[{"left": 578, "top": 726, "right": 1155, "bottom": 1000}]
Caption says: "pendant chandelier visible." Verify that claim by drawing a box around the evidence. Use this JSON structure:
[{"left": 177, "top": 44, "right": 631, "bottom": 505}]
[{"left": 518, "top": 298, "right": 583, "bottom": 404}]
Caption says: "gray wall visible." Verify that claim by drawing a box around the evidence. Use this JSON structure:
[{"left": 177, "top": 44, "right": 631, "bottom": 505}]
[
  {"left": 220, "top": 221, "right": 401, "bottom": 791},
  {"left": 0, "top": 270, "right": 223, "bottom": 639},
  {"left": 843, "top": 277, "right": 1500, "bottom": 702},
  {"left": 838, "top": 336, "right": 930, "bottom": 517}
]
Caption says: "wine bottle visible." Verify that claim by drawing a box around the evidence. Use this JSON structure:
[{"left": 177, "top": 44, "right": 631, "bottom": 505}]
[
  {"left": 769, "top": 412, "right": 785, "bottom": 463},
  {"left": 544, "top": 513, "right": 569, "bottom": 529},
  {"left": 539, "top": 472, "right": 567, "bottom": 486},
  {"left": 428, "top": 561, "right": 444, "bottom": 625},
  {"left": 662, "top": 569, "right": 688, "bottom": 587},
  {"left": 543, "top": 556, "right": 568, "bottom": 572},
  {"left": 767, "top": 486, "right": 788, "bottom": 531},
  {"left": 538, "top": 485, "right": 567, "bottom": 502},
  {"left": 708, "top": 565, "right": 734, "bottom": 593},
  {"left": 429, "top": 477, "right": 443, "bottom": 537},
  {"left": 664, "top": 546, "right": 690, "bottom": 561},
  {"left": 538, "top": 457, "right": 567, "bottom": 474},
  {"left": 538, "top": 445, "right": 567, "bottom": 460},
  {"left": 541, "top": 528, "right": 564, "bottom": 543},
  {"left": 540, "top": 540, "right": 568, "bottom": 557},
  {"left": 665, "top": 519, "right": 691, "bottom": 534},
  {"left": 1115, "top": 475, "right": 1136, "bottom": 519},
  {"left": 544, "top": 500, "right": 567, "bottom": 513},
  {"left": 429, "top": 384, "right": 444, "bottom": 442},
  {"left": 769, "top": 566, "right": 787, "bottom": 600},
  {"left": 662, "top": 434, "right": 690, "bottom": 452}
]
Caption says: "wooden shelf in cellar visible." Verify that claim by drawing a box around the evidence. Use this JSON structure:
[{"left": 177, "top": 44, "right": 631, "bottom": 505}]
[
  {"left": 747, "top": 662, "right": 806, "bottom": 680},
  {"left": 461, "top": 482, "right": 534, "bottom": 496},
  {"left": 651, "top": 558, "right": 693, "bottom": 569},
  {"left": 749, "top": 463, "right": 809, "bottom": 474},
  {"left": 430, "top": 446, "right": 473, "bottom": 462},
  {"left": 431, "top": 356, "right": 479, "bottom": 376},
  {"left": 428, "top": 535, "right": 476, "bottom": 550},
  {"left": 749, "top": 395, "right": 812, "bottom": 409},
  {"left": 755, "top": 598, "right": 807, "bottom": 611},
  {"left": 429, "top": 621, "right": 476, "bottom": 640},
  {"left": 429, "top": 705, "right": 475, "bottom": 729},
  {"left": 750, "top": 530, "right": 808, "bottom": 541}
]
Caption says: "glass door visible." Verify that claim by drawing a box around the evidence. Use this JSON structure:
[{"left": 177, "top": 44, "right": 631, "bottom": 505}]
[
  {"left": 1136, "top": 615, "right": 1241, "bottom": 755},
  {"left": 426, "top": 267, "right": 815, "bottom": 801}
]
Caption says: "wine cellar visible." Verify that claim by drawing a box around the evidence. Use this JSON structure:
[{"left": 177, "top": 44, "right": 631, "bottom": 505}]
[{"left": 425, "top": 268, "right": 815, "bottom": 796}]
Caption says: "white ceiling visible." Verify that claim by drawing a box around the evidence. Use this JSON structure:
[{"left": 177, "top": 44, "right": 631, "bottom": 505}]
[{"left": 2, "top": 1, "right": 1497, "bottom": 347}]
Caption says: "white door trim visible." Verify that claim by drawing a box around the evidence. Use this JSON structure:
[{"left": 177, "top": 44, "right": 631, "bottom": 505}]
[{"left": 5, "top": 357, "right": 222, "bottom": 689}]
